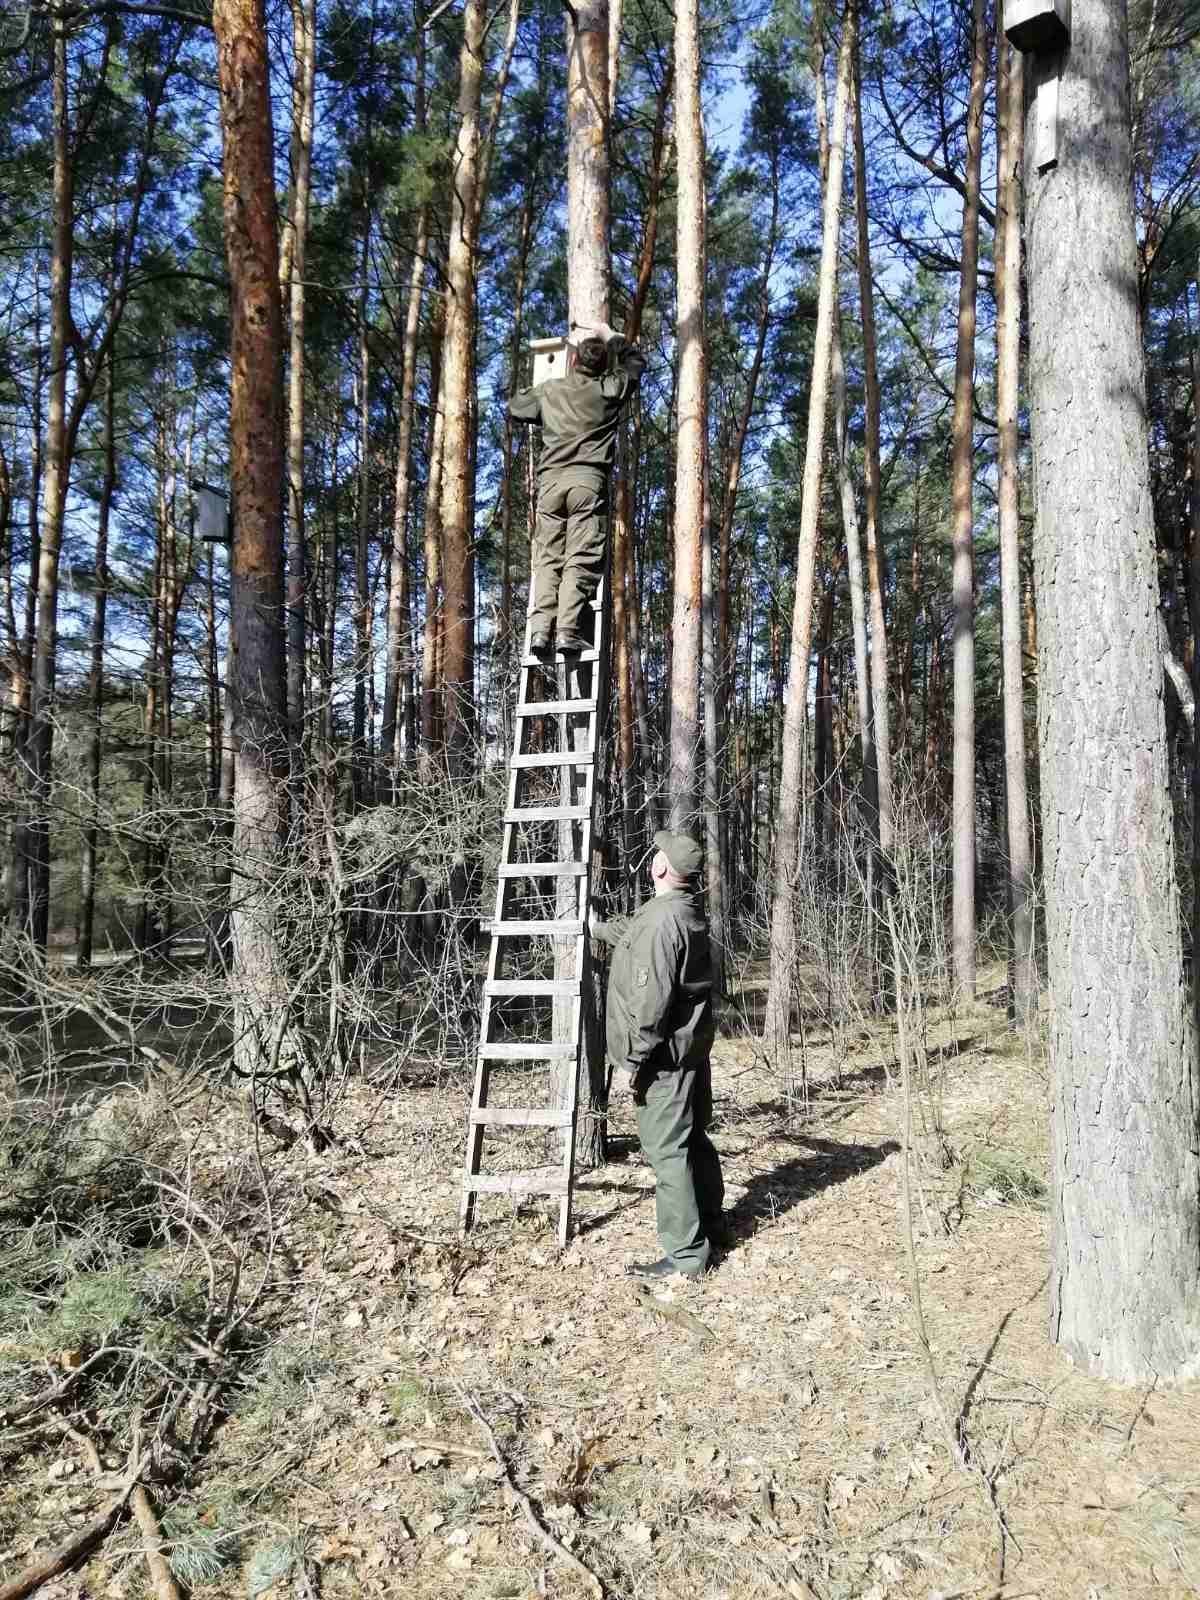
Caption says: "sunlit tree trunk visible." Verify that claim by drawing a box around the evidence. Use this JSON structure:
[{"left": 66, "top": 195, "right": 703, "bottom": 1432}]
[
  {"left": 16, "top": 20, "right": 74, "bottom": 952},
  {"left": 77, "top": 359, "right": 117, "bottom": 970},
  {"left": 562, "top": 0, "right": 611, "bottom": 1167},
  {"left": 420, "top": 305, "right": 446, "bottom": 776},
  {"left": 949, "top": 0, "right": 988, "bottom": 1000},
  {"left": 352, "top": 216, "right": 373, "bottom": 810},
  {"left": 438, "top": 0, "right": 485, "bottom": 770},
  {"left": 1025, "top": 0, "right": 1200, "bottom": 1381},
  {"left": 851, "top": 40, "right": 893, "bottom": 857},
  {"left": 284, "top": 0, "right": 316, "bottom": 788},
  {"left": 995, "top": 33, "right": 1035, "bottom": 1027},
  {"left": 212, "top": 0, "right": 295, "bottom": 1080},
  {"left": 669, "top": 0, "right": 705, "bottom": 832},
  {"left": 381, "top": 205, "right": 426, "bottom": 774},
  {"left": 763, "top": 0, "right": 856, "bottom": 1054}
]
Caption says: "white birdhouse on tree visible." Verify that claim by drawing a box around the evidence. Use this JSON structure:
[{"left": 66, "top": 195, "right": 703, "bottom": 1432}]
[
  {"left": 1004, "top": 0, "right": 1069, "bottom": 51},
  {"left": 529, "top": 335, "right": 568, "bottom": 389}
]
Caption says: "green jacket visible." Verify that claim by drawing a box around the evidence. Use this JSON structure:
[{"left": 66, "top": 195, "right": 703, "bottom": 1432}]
[
  {"left": 592, "top": 890, "right": 715, "bottom": 1075},
  {"left": 509, "top": 340, "right": 644, "bottom": 478}
]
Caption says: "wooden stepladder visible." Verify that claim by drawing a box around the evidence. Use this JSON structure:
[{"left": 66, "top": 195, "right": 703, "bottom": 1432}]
[{"left": 459, "top": 574, "right": 610, "bottom": 1248}]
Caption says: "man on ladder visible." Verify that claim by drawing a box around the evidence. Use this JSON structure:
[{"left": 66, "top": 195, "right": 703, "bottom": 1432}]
[{"left": 509, "top": 325, "right": 644, "bottom": 655}]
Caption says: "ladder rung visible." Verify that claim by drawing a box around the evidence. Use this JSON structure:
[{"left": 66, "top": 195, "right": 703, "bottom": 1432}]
[
  {"left": 510, "top": 750, "right": 594, "bottom": 769},
  {"left": 497, "top": 863, "right": 588, "bottom": 878},
  {"left": 516, "top": 699, "right": 597, "bottom": 717},
  {"left": 479, "top": 1043, "right": 578, "bottom": 1061},
  {"left": 504, "top": 805, "right": 591, "bottom": 823},
  {"left": 466, "top": 1168, "right": 569, "bottom": 1197},
  {"left": 469, "top": 1108, "right": 573, "bottom": 1127},
  {"left": 485, "top": 919, "right": 584, "bottom": 936},
  {"left": 485, "top": 978, "right": 582, "bottom": 995},
  {"left": 521, "top": 648, "right": 599, "bottom": 666}
]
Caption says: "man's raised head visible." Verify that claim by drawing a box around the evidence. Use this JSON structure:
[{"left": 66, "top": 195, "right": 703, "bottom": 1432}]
[
  {"left": 570, "top": 335, "right": 608, "bottom": 378},
  {"left": 650, "top": 829, "right": 703, "bottom": 892}
]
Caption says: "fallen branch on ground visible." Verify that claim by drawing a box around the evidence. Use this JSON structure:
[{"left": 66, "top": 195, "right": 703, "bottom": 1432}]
[
  {"left": 631, "top": 1283, "right": 715, "bottom": 1344},
  {"left": 0, "top": 1348, "right": 115, "bottom": 1431},
  {"left": 0, "top": 1447, "right": 151, "bottom": 1600},
  {"left": 130, "top": 1484, "right": 184, "bottom": 1600},
  {"left": 454, "top": 1383, "right": 604, "bottom": 1600}
]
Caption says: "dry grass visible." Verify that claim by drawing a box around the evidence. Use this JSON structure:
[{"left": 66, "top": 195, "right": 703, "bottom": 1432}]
[{"left": 3, "top": 967, "right": 1198, "bottom": 1600}]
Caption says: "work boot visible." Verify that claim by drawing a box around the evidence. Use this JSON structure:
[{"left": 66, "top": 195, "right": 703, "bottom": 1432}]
[
  {"left": 704, "top": 1214, "right": 736, "bottom": 1251},
  {"left": 625, "top": 1257, "right": 704, "bottom": 1281},
  {"left": 528, "top": 632, "right": 553, "bottom": 657},
  {"left": 555, "top": 632, "right": 588, "bottom": 653}
]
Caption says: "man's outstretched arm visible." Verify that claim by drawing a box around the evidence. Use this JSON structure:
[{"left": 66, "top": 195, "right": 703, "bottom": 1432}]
[{"left": 509, "top": 386, "right": 542, "bottom": 424}]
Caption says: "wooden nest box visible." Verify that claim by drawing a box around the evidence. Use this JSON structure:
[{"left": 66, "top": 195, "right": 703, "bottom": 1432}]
[
  {"left": 194, "top": 482, "right": 230, "bottom": 544},
  {"left": 529, "top": 335, "right": 568, "bottom": 388},
  {"left": 1004, "top": 0, "right": 1069, "bottom": 52}
]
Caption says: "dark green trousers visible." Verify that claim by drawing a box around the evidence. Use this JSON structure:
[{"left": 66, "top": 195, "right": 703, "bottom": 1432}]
[
  {"left": 634, "top": 1057, "right": 725, "bottom": 1272},
  {"left": 529, "top": 468, "right": 607, "bottom": 641}
]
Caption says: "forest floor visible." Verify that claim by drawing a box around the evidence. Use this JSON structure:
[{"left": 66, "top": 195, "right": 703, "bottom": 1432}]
[{"left": 3, "top": 965, "right": 1199, "bottom": 1600}]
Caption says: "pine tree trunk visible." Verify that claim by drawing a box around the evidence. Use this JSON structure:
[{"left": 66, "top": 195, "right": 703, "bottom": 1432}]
[
  {"left": 995, "top": 33, "right": 1036, "bottom": 1027},
  {"left": 213, "top": 0, "right": 294, "bottom": 1083},
  {"left": 420, "top": 307, "right": 446, "bottom": 776},
  {"left": 762, "top": 0, "right": 856, "bottom": 1053},
  {"left": 562, "top": 0, "right": 611, "bottom": 1170},
  {"left": 77, "top": 359, "right": 117, "bottom": 971},
  {"left": 832, "top": 317, "right": 880, "bottom": 857},
  {"left": 949, "top": 0, "right": 988, "bottom": 1001},
  {"left": 380, "top": 206, "right": 426, "bottom": 773},
  {"left": 353, "top": 221, "right": 373, "bottom": 810},
  {"left": 284, "top": 0, "right": 316, "bottom": 788},
  {"left": 439, "top": 0, "right": 484, "bottom": 771},
  {"left": 669, "top": 0, "right": 705, "bottom": 830},
  {"left": 1026, "top": 0, "right": 1200, "bottom": 1381},
  {"left": 17, "top": 20, "right": 73, "bottom": 954},
  {"left": 851, "top": 42, "right": 893, "bottom": 859}
]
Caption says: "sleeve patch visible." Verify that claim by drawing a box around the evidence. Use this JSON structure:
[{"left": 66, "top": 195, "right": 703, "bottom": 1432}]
[{"left": 635, "top": 967, "right": 649, "bottom": 987}]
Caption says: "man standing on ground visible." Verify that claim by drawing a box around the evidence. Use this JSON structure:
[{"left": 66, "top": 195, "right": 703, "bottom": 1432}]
[
  {"left": 509, "top": 327, "right": 643, "bottom": 655},
  {"left": 590, "top": 830, "right": 727, "bottom": 1280}
]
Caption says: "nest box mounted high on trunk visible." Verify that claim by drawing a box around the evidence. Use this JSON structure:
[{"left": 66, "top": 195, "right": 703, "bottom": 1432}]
[
  {"left": 529, "top": 335, "right": 569, "bottom": 388},
  {"left": 1004, "top": 0, "right": 1070, "bottom": 172}
]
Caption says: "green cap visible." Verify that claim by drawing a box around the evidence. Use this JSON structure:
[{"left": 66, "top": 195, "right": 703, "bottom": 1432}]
[{"left": 653, "top": 829, "right": 703, "bottom": 879}]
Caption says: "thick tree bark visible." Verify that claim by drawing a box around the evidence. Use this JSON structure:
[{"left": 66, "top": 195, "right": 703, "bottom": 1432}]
[
  {"left": 1192, "top": 279, "right": 1200, "bottom": 1054},
  {"left": 949, "top": 0, "right": 988, "bottom": 1001},
  {"left": 762, "top": 0, "right": 856, "bottom": 1052},
  {"left": 76, "top": 360, "right": 117, "bottom": 970},
  {"left": 419, "top": 308, "right": 446, "bottom": 775},
  {"left": 1025, "top": 0, "right": 1200, "bottom": 1381},
  {"left": 669, "top": 0, "right": 705, "bottom": 832},
  {"left": 995, "top": 34, "right": 1036, "bottom": 1027},
  {"left": 284, "top": 0, "right": 316, "bottom": 787},
  {"left": 438, "top": 0, "right": 485, "bottom": 770},
  {"left": 566, "top": 0, "right": 611, "bottom": 331},
  {"left": 562, "top": 0, "right": 611, "bottom": 1169},
  {"left": 17, "top": 21, "right": 74, "bottom": 952},
  {"left": 381, "top": 208, "right": 426, "bottom": 773},
  {"left": 611, "top": 64, "right": 670, "bottom": 875},
  {"left": 832, "top": 317, "right": 879, "bottom": 853},
  {"left": 852, "top": 42, "right": 893, "bottom": 858},
  {"left": 352, "top": 218, "right": 373, "bottom": 811},
  {"left": 212, "top": 0, "right": 294, "bottom": 1081}
]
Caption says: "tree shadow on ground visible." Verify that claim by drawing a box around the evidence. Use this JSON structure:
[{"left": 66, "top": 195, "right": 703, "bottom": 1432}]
[{"left": 726, "top": 1133, "right": 900, "bottom": 1240}]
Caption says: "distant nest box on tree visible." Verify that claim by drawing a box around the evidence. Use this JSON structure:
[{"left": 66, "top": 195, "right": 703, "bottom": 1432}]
[
  {"left": 1003, "top": 0, "right": 1069, "bottom": 52},
  {"left": 194, "top": 481, "right": 230, "bottom": 544},
  {"left": 529, "top": 335, "right": 568, "bottom": 389}
]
